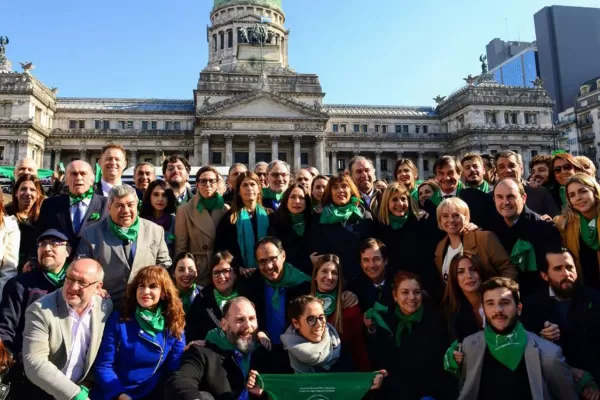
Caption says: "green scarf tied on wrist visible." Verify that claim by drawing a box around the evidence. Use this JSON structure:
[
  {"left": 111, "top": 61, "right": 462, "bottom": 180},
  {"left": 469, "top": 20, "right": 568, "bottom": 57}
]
[
  {"left": 206, "top": 327, "right": 252, "bottom": 375},
  {"left": 510, "top": 239, "right": 537, "bottom": 272},
  {"left": 389, "top": 213, "right": 409, "bottom": 230},
  {"left": 73, "top": 386, "right": 90, "bottom": 400},
  {"left": 578, "top": 213, "right": 600, "bottom": 251},
  {"left": 411, "top": 186, "right": 442, "bottom": 207},
  {"left": 196, "top": 193, "right": 225, "bottom": 213},
  {"left": 109, "top": 217, "right": 140, "bottom": 242},
  {"left": 214, "top": 288, "right": 239, "bottom": 312},
  {"left": 364, "top": 302, "right": 392, "bottom": 334},
  {"left": 262, "top": 187, "right": 283, "bottom": 201},
  {"left": 484, "top": 321, "right": 528, "bottom": 371},
  {"left": 394, "top": 305, "right": 423, "bottom": 347},
  {"left": 179, "top": 283, "right": 197, "bottom": 313},
  {"left": 45, "top": 266, "right": 67, "bottom": 287},
  {"left": 320, "top": 197, "right": 363, "bottom": 225},
  {"left": 236, "top": 206, "right": 269, "bottom": 269},
  {"left": 69, "top": 186, "right": 94, "bottom": 205},
  {"left": 477, "top": 180, "right": 491, "bottom": 193},
  {"left": 559, "top": 186, "right": 567, "bottom": 207},
  {"left": 289, "top": 213, "right": 305, "bottom": 236},
  {"left": 263, "top": 263, "right": 310, "bottom": 311},
  {"left": 315, "top": 291, "right": 337, "bottom": 316},
  {"left": 135, "top": 304, "right": 165, "bottom": 337},
  {"left": 443, "top": 340, "right": 461, "bottom": 378}
]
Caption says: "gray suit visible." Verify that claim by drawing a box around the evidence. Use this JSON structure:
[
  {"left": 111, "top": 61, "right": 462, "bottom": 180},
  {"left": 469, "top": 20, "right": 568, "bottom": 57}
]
[
  {"left": 458, "top": 330, "right": 577, "bottom": 400},
  {"left": 75, "top": 218, "right": 172, "bottom": 306},
  {"left": 22, "top": 290, "right": 113, "bottom": 400}
]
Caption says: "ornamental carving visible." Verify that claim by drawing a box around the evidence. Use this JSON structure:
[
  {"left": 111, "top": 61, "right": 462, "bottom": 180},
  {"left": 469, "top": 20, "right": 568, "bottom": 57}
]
[
  {"left": 202, "top": 122, "right": 232, "bottom": 130},
  {"left": 233, "top": 122, "right": 295, "bottom": 130}
]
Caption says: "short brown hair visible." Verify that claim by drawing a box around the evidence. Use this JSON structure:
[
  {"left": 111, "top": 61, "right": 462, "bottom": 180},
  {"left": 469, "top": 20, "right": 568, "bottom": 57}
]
[
  {"left": 101, "top": 144, "right": 126, "bottom": 157},
  {"left": 480, "top": 277, "right": 520, "bottom": 305},
  {"left": 196, "top": 165, "right": 221, "bottom": 181},
  {"left": 359, "top": 237, "right": 388, "bottom": 262},
  {"left": 460, "top": 152, "right": 483, "bottom": 167},
  {"left": 321, "top": 173, "right": 361, "bottom": 207},
  {"left": 392, "top": 270, "right": 422, "bottom": 292},
  {"left": 162, "top": 155, "right": 191, "bottom": 175},
  {"left": 433, "top": 155, "right": 460, "bottom": 175}
]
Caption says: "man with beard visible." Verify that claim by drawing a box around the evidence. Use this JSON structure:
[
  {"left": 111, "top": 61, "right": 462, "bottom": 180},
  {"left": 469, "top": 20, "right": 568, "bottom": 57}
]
[
  {"left": 349, "top": 156, "right": 381, "bottom": 214},
  {"left": 521, "top": 250, "right": 600, "bottom": 399},
  {"left": 95, "top": 144, "right": 125, "bottom": 197},
  {"left": 262, "top": 160, "right": 291, "bottom": 211},
  {"left": 495, "top": 150, "right": 559, "bottom": 217},
  {"left": 223, "top": 163, "right": 248, "bottom": 204},
  {"left": 38, "top": 160, "right": 107, "bottom": 253},
  {"left": 162, "top": 155, "right": 193, "bottom": 206},
  {"left": 133, "top": 162, "right": 156, "bottom": 197},
  {"left": 0, "top": 229, "right": 71, "bottom": 395},
  {"left": 456, "top": 277, "right": 577, "bottom": 400},
  {"left": 528, "top": 155, "right": 552, "bottom": 188},
  {"left": 164, "top": 297, "right": 269, "bottom": 400},
  {"left": 21, "top": 259, "right": 112, "bottom": 400}
]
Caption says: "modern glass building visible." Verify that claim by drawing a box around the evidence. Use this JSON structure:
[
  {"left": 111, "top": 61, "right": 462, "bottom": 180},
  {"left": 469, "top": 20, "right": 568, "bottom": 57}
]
[{"left": 490, "top": 48, "right": 539, "bottom": 88}]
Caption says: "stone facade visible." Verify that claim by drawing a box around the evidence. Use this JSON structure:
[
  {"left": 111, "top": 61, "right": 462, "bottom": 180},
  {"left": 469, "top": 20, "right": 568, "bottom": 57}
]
[{"left": 0, "top": 0, "right": 561, "bottom": 181}]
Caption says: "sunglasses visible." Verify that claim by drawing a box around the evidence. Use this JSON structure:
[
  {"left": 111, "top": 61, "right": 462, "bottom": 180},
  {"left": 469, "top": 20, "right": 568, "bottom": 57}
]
[
  {"left": 302, "top": 314, "right": 326, "bottom": 326},
  {"left": 553, "top": 164, "right": 574, "bottom": 174}
]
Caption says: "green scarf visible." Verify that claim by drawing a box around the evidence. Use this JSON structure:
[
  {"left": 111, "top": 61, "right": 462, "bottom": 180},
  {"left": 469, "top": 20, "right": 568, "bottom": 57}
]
[
  {"left": 214, "top": 288, "right": 239, "bottom": 311},
  {"left": 320, "top": 197, "right": 363, "bottom": 225},
  {"left": 443, "top": 340, "right": 461, "bottom": 378},
  {"left": 394, "top": 305, "right": 423, "bottom": 347},
  {"left": 510, "top": 239, "right": 537, "bottom": 272},
  {"left": 263, "top": 263, "right": 310, "bottom": 311},
  {"left": 476, "top": 180, "right": 490, "bottom": 193},
  {"left": 135, "top": 304, "right": 165, "bottom": 337},
  {"left": 262, "top": 187, "right": 283, "bottom": 201},
  {"left": 73, "top": 386, "right": 90, "bottom": 400},
  {"left": 289, "top": 213, "right": 305, "bottom": 236},
  {"left": 364, "top": 302, "right": 392, "bottom": 333},
  {"left": 578, "top": 213, "right": 600, "bottom": 251},
  {"left": 206, "top": 327, "right": 252, "bottom": 374},
  {"left": 236, "top": 206, "right": 269, "bottom": 269},
  {"left": 389, "top": 213, "right": 409, "bottom": 230},
  {"left": 315, "top": 291, "right": 337, "bottom": 316},
  {"left": 559, "top": 186, "right": 567, "bottom": 207},
  {"left": 411, "top": 186, "right": 442, "bottom": 207},
  {"left": 257, "top": 372, "right": 378, "bottom": 400},
  {"left": 69, "top": 187, "right": 94, "bottom": 205},
  {"left": 109, "top": 217, "right": 140, "bottom": 242},
  {"left": 484, "top": 322, "right": 528, "bottom": 371},
  {"left": 196, "top": 193, "right": 225, "bottom": 213},
  {"left": 45, "top": 266, "right": 67, "bottom": 287},
  {"left": 179, "top": 283, "right": 197, "bottom": 313},
  {"left": 94, "top": 163, "right": 102, "bottom": 183}
]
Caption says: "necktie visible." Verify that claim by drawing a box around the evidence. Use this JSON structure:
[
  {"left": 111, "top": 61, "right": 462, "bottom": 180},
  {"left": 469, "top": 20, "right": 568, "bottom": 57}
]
[
  {"left": 123, "top": 240, "right": 133, "bottom": 267},
  {"left": 376, "top": 285, "right": 384, "bottom": 302},
  {"left": 73, "top": 203, "right": 83, "bottom": 234},
  {"left": 443, "top": 194, "right": 453, "bottom": 199}
]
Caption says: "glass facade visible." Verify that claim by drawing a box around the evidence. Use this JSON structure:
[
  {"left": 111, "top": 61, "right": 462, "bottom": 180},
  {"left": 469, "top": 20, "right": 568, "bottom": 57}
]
[{"left": 491, "top": 49, "right": 538, "bottom": 88}]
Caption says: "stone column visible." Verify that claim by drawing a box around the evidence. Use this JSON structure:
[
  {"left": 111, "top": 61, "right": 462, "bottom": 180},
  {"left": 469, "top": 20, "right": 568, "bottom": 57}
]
[
  {"left": 80, "top": 149, "right": 87, "bottom": 162},
  {"left": 17, "top": 140, "right": 28, "bottom": 161},
  {"left": 375, "top": 151, "right": 382, "bottom": 179},
  {"left": 517, "top": 111, "right": 526, "bottom": 125},
  {"left": 521, "top": 147, "right": 531, "bottom": 178},
  {"left": 271, "top": 135, "right": 279, "bottom": 161},
  {"left": 130, "top": 150, "right": 138, "bottom": 167},
  {"left": 55, "top": 149, "right": 62, "bottom": 167},
  {"left": 155, "top": 150, "right": 162, "bottom": 166},
  {"left": 293, "top": 135, "right": 302, "bottom": 172},
  {"left": 248, "top": 135, "right": 256, "bottom": 169},
  {"left": 396, "top": 151, "right": 403, "bottom": 161},
  {"left": 314, "top": 136, "right": 325, "bottom": 174},
  {"left": 417, "top": 152, "right": 425, "bottom": 178},
  {"left": 43, "top": 149, "right": 51, "bottom": 169},
  {"left": 5, "top": 141, "right": 14, "bottom": 165},
  {"left": 331, "top": 151, "right": 337, "bottom": 174},
  {"left": 201, "top": 135, "right": 210, "bottom": 165},
  {"left": 225, "top": 134, "right": 233, "bottom": 166},
  {"left": 194, "top": 137, "right": 201, "bottom": 165}
]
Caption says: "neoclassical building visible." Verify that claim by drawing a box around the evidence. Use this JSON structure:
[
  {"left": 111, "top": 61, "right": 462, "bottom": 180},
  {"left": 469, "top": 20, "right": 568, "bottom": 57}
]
[{"left": 0, "top": 0, "right": 560, "bottom": 180}]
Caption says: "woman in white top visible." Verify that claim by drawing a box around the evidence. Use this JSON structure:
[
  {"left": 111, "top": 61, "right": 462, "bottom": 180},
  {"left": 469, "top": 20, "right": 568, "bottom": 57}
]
[{"left": 0, "top": 194, "right": 19, "bottom": 297}]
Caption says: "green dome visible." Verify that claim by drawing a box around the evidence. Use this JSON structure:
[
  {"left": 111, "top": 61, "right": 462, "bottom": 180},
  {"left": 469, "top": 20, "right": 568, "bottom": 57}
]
[{"left": 213, "top": 0, "right": 282, "bottom": 11}]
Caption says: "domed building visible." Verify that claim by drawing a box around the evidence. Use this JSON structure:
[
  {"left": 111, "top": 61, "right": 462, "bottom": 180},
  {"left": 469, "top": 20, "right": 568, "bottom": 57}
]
[{"left": 0, "top": 0, "right": 559, "bottom": 179}]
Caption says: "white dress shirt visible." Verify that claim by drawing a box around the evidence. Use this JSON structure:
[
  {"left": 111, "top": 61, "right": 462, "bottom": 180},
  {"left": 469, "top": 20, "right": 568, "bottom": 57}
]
[
  {"left": 70, "top": 198, "right": 91, "bottom": 231},
  {"left": 62, "top": 303, "right": 94, "bottom": 383},
  {"left": 100, "top": 179, "right": 119, "bottom": 197}
]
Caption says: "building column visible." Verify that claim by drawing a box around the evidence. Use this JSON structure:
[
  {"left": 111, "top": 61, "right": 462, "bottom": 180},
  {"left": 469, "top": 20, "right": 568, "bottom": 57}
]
[
  {"left": 17, "top": 140, "right": 28, "bottom": 161},
  {"left": 54, "top": 149, "right": 62, "bottom": 167},
  {"left": 155, "top": 150, "right": 162, "bottom": 166},
  {"left": 80, "top": 149, "right": 87, "bottom": 162},
  {"left": 271, "top": 135, "right": 279, "bottom": 161},
  {"left": 417, "top": 152, "right": 425, "bottom": 178},
  {"left": 201, "top": 135, "right": 210, "bottom": 165},
  {"left": 193, "top": 137, "right": 201, "bottom": 165},
  {"left": 248, "top": 135, "right": 256, "bottom": 169},
  {"left": 43, "top": 149, "right": 52, "bottom": 169},
  {"left": 521, "top": 146, "right": 531, "bottom": 178},
  {"left": 396, "top": 151, "right": 403, "bottom": 161},
  {"left": 314, "top": 136, "right": 325, "bottom": 174},
  {"left": 517, "top": 111, "right": 526, "bottom": 125},
  {"left": 375, "top": 151, "right": 382, "bottom": 179},
  {"left": 225, "top": 134, "right": 233, "bottom": 166},
  {"left": 130, "top": 150, "right": 138, "bottom": 167},
  {"left": 331, "top": 151, "right": 337, "bottom": 174},
  {"left": 293, "top": 135, "right": 301, "bottom": 172},
  {"left": 5, "top": 141, "right": 14, "bottom": 164}
]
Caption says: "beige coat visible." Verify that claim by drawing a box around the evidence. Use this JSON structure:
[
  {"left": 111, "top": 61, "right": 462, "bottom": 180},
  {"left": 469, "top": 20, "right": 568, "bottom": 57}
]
[{"left": 174, "top": 195, "right": 229, "bottom": 285}]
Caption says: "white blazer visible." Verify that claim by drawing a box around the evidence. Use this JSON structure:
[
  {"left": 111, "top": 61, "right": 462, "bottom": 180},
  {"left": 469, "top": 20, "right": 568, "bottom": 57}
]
[{"left": 0, "top": 215, "right": 19, "bottom": 298}]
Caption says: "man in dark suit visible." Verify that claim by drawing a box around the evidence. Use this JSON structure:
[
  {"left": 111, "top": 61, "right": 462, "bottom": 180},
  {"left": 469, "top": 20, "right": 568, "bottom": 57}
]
[
  {"left": 349, "top": 156, "right": 382, "bottom": 215},
  {"left": 351, "top": 238, "right": 394, "bottom": 312},
  {"left": 38, "top": 161, "right": 107, "bottom": 253}
]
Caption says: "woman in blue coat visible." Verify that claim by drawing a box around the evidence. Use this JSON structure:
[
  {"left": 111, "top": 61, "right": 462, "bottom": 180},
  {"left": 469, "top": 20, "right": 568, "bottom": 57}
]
[{"left": 92, "top": 266, "right": 186, "bottom": 400}]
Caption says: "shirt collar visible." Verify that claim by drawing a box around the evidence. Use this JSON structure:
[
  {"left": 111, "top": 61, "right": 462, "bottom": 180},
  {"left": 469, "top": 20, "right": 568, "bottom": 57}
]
[
  {"left": 66, "top": 300, "right": 94, "bottom": 318},
  {"left": 442, "top": 188, "right": 457, "bottom": 197},
  {"left": 374, "top": 279, "right": 386, "bottom": 287}
]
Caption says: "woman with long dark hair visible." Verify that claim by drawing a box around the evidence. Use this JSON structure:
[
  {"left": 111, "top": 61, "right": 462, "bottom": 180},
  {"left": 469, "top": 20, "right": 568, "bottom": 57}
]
[
  {"left": 310, "top": 175, "right": 329, "bottom": 212},
  {"left": 170, "top": 252, "right": 200, "bottom": 313},
  {"left": 140, "top": 180, "right": 177, "bottom": 258},
  {"left": 549, "top": 152, "right": 585, "bottom": 210}
]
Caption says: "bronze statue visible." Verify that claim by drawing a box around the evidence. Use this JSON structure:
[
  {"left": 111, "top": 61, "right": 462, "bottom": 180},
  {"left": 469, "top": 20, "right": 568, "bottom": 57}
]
[
  {"left": 433, "top": 95, "right": 446, "bottom": 104},
  {"left": 0, "top": 36, "right": 8, "bottom": 55},
  {"left": 464, "top": 74, "right": 476, "bottom": 85},
  {"left": 532, "top": 77, "right": 544, "bottom": 88},
  {"left": 479, "top": 55, "right": 488, "bottom": 74}
]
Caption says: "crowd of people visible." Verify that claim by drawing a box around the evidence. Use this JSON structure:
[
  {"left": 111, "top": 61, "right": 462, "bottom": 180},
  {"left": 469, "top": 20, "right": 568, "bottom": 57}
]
[{"left": 0, "top": 144, "right": 598, "bottom": 399}]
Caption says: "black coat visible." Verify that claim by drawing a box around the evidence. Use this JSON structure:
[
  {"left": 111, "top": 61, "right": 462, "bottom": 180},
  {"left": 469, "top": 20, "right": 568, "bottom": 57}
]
[
  {"left": 37, "top": 193, "right": 107, "bottom": 253},
  {"left": 525, "top": 184, "right": 560, "bottom": 217},
  {"left": 366, "top": 305, "right": 457, "bottom": 400},
  {"left": 459, "top": 188, "right": 497, "bottom": 230},
  {"left": 521, "top": 285, "right": 600, "bottom": 382},
  {"left": 269, "top": 213, "right": 312, "bottom": 275},
  {"left": 349, "top": 273, "right": 394, "bottom": 312},
  {"left": 93, "top": 181, "right": 104, "bottom": 196},
  {"left": 308, "top": 206, "right": 375, "bottom": 283},
  {"left": 449, "top": 301, "right": 483, "bottom": 342},
  {"left": 163, "top": 342, "right": 270, "bottom": 400}
]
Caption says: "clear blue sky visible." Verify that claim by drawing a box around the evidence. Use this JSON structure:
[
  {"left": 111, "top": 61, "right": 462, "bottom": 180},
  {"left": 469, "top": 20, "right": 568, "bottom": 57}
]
[{"left": 2, "top": 0, "right": 598, "bottom": 106}]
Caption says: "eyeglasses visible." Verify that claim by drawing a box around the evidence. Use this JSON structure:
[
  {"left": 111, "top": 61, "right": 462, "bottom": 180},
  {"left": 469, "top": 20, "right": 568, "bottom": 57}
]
[
  {"left": 37, "top": 241, "right": 67, "bottom": 249},
  {"left": 258, "top": 253, "right": 280, "bottom": 267},
  {"left": 302, "top": 314, "right": 326, "bottom": 326},
  {"left": 296, "top": 177, "right": 310, "bottom": 182},
  {"left": 212, "top": 268, "right": 233, "bottom": 277},
  {"left": 270, "top": 172, "right": 288, "bottom": 179},
  {"left": 65, "top": 276, "right": 99, "bottom": 289},
  {"left": 198, "top": 178, "right": 218, "bottom": 186},
  {"left": 553, "top": 164, "right": 574, "bottom": 173},
  {"left": 256, "top": 172, "right": 267, "bottom": 177}
]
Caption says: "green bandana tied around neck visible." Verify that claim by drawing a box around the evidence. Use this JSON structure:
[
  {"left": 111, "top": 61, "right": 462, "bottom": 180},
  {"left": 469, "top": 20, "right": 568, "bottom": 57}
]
[
  {"left": 389, "top": 213, "right": 409, "bottom": 230},
  {"left": 560, "top": 186, "right": 567, "bottom": 207},
  {"left": 135, "top": 304, "right": 165, "bottom": 337},
  {"left": 236, "top": 206, "right": 269, "bottom": 269},
  {"left": 316, "top": 291, "right": 337, "bottom": 316},
  {"left": 196, "top": 194, "right": 225, "bottom": 213},
  {"left": 411, "top": 186, "right": 442, "bottom": 207},
  {"left": 262, "top": 187, "right": 283, "bottom": 201},
  {"left": 263, "top": 263, "right": 310, "bottom": 311},
  {"left": 214, "top": 288, "right": 239, "bottom": 312},
  {"left": 206, "top": 327, "right": 252, "bottom": 375},
  {"left": 320, "top": 197, "right": 363, "bottom": 225},
  {"left": 394, "top": 305, "right": 423, "bottom": 347},
  {"left": 69, "top": 186, "right": 94, "bottom": 205},
  {"left": 179, "top": 283, "right": 197, "bottom": 313},
  {"left": 443, "top": 340, "right": 461, "bottom": 378},
  {"left": 484, "top": 322, "right": 528, "bottom": 371},
  {"left": 45, "top": 266, "right": 67, "bottom": 287},
  {"left": 289, "top": 213, "right": 305, "bottom": 236},
  {"left": 109, "top": 217, "right": 140, "bottom": 242},
  {"left": 477, "top": 180, "right": 491, "bottom": 193},
  {"left": 257, "top": 372, "right": 378, "bottom": 400},
  {"left": 364, "top": 302, "right": 392, "bottom": 333},
  {"left": 578, "top": 213, "right": 600, "bottom": 251},
  {"left": 510, "top": 239, "right": 537, "bottom": 272}
]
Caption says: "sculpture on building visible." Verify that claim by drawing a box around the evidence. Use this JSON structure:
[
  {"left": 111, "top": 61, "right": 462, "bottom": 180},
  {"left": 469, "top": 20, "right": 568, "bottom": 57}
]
[
  {"left": 238, "top": 27, "right": 249, "bottom": 43},
  {"left": 0, "top": 36, "right": 8, "bottom": 55},
  {"left": 464, "top": 74, "right": 476, "bottom": 85},
  {"left": 532, "top": 77, "right": 544, "bottom": 88},
  {"left": 20, "top": 61, "right": 35, "bottom": 75},
  {"left": 433, "top": 95, "right": 446, "bottom": 104},
  {"left": 201, "top": 96, "right": 211, "bottom": 110},
  {"left": 313, "top": 100, "right": 322, "bottom": 111},
  {"left": 479, "top": 55, "right": 488, "bottom": 74},
  {"left": 266, "top": 30, "right": 275, "bottom": 44}
]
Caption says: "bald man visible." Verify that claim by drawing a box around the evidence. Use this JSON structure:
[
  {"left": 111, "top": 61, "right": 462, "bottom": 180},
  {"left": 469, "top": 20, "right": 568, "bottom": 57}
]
[
  {"left": 14, "top": 158, "right": 38, "bottom": 181},
  {"left": 37, "top": 160, "right": 108, "bottom": 252}
]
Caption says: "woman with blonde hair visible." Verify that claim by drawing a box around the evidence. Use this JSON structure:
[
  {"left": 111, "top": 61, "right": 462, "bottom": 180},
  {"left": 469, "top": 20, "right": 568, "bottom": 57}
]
[
  {"left": 554, "top": 173, "right": 600, "bottom": 288},
  {"left": 549, "top": 151, "right": 585, "bottom": 209},
  {"left": 575, "top": 155, "right": 597, "bottom": 179}
]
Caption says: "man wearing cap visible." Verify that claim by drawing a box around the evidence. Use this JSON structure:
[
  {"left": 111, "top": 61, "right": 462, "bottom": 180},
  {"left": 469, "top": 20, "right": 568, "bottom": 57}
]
[
  {"left": 0, "top": 229, "right": 71, "bottom": 396},
  {"left": 38, "top": 160, "right": 107, "bottom": 253}
]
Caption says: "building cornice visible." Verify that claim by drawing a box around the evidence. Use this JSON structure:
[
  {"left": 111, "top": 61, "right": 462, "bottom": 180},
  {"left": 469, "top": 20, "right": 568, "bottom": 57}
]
[{"left": 50, "top": 128, "right": 193, "bottom": 140}]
